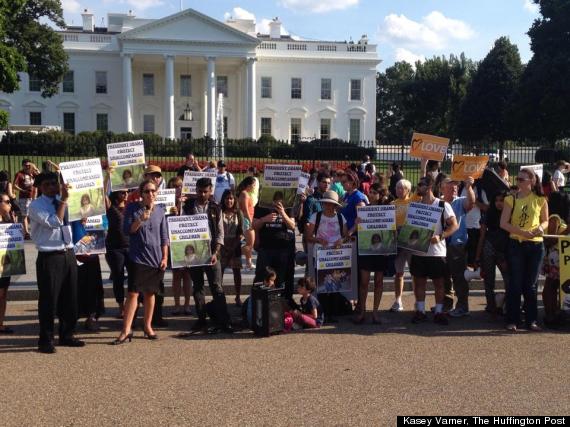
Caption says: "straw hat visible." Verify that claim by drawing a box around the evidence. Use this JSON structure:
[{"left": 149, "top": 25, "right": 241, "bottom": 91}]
[
  {"left": 144, "top": 165, "right": 162, "bottom": 175},
  {"left": 320, "top": 190, "right": 341, "bottom": 206}
]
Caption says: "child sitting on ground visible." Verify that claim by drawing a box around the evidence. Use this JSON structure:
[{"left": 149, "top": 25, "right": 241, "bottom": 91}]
[{"left": 292, "top": 277, "right": 324, "bottom": 329}]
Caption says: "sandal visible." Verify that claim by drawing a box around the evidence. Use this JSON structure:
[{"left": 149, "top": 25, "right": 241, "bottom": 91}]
[
  {"left": 528, "top": 321, "right": 542, "bottom": 332},
  {"left": 505, "top": 323, "right": 517, "bottom": 333}
]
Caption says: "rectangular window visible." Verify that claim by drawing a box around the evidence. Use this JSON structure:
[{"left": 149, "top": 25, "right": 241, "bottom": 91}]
[
  {"left": 350, "top": 79, "right": 361, "bottom": 101},
  {"left": 321, "top": 78, "right": 332, "bottom": 100},
  {"left": 349, "top": 118, "right": 361, "bottom": 142},
  {"left": 216, "top": 76, "right": 228, "bottom": 98},
  {"left": 143, "top": 114, "right": 155, "bottom": 134},
  {"left": 261, "top": 117, "right": 272, "bottom": 137},
  {"left": 29, "top": 112, "right": 42, "bottom": 126},
  {"left": 180, "top": 75, "right": 191, "bottom": 97},
  {"left": 291, "top": 78, "right": 302, "bottom": 99},
  {"left": 261, "top": 77, "right": 272, "bottom": 99},
  {"left": 180, "top": 127, "right": 192, "bottom": 140},
  {"left": 29, "top": 74, "right": 41, "bottom": 92},
  {"left": 62, "top": 71, "right": 74, "bottom": 93},
  {"left": 96, "top": 113, "right": 108, "bottom": 131},
  {"left": 95, "top": 71, "right": 107, "bottom": 94},
  {"left": 63, "top": 112, "right": 75, "bottom": 135},
  {"left": 143, "top": 73, "right": 154, "bottom": 96},
  {"left": 320, "top": 118, "right": 331, "bottom": 140},
  {"left": 290, "top": 118, "right": 302, "bottom": 143}
]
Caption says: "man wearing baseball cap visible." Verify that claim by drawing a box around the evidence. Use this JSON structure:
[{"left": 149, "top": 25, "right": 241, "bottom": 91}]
[{"left": 213, "top": 160, "right": 235, "bottom": 204}]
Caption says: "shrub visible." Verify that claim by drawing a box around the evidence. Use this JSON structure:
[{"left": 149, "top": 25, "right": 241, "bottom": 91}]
[{"left": 0, "top": 110, "right": 8, "bottom": 129}]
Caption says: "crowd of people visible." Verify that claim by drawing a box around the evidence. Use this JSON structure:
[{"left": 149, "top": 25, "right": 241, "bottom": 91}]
[{"left": 0, "top": 153, "right": 569, "bottom": 353}]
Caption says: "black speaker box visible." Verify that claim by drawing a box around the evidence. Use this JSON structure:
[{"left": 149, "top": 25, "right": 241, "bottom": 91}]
[{"left": 251, "top": 284, "right": 285, "bottom": 337}]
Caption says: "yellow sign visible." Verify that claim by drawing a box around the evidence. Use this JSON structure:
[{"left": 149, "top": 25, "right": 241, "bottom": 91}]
[
  {"left": 451, "top": 155, "right": 489, "bottom": 181},
  {"left": 558, "top": 237, "right": 570, "bottom": 311},
  {"left": 409, "top": 132, "right": 450, "bottom": 161}
]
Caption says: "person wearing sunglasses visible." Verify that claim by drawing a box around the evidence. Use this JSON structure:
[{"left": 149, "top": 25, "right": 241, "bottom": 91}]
[
  {"left": 114, "top": 179, "right": 168, "bottom": 344},
  {"left": 500, "top": 168, "right": 549, "bottom": 333},
  {"left": 0, "top": 193, "right": 15, "bottom": 334}
]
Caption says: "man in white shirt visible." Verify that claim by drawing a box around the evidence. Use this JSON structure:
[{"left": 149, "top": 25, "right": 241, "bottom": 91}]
[
  {"left": 213, "top": 160, "right": 235, "bottom": 204},
  {"left": 553, "top": 160, "right": 570, "bottom": 189}
]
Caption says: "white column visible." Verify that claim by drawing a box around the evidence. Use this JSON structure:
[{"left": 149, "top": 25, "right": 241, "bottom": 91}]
[
  {"left": 246, "top": 57, "right": 257, "bottom": 139},
  {"left": 206, "top": 57, "right": 216, "bottom": 138},
  {"left": 122, "top": 53, "right": 133, "bottom": 133},
  {"left": 164, "top": 55, "right": 175, "bottom": 139}
]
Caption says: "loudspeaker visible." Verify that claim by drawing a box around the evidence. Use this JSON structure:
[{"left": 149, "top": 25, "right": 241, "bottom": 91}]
[
  {"left": 464, "top": 268, "right": 482, "bottom": 282},
  {"left": 252, "top": 284, "right": 285, "bottom": 337}
]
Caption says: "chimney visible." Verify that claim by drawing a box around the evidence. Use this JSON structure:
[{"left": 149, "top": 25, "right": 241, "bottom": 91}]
[
  {"left": 81, "top": 9, "right": 94, "bottom": 32},
  {"left": 269, "top": 17, "right": 282, "bottom": 39}
]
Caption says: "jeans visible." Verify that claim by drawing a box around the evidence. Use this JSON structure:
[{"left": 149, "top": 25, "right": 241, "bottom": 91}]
[
  {"left": 105, "top": 248, "right": 129, "bottom": 304},
  {"left": 481, "top": 240, "right": 509, "bottom": 310},
  {"left": 254, "top": 247, "right": 295, "bottom": 300},
  {"left": 189, "top": 261, "right": 229, "bottom": 326},
  {"left": 506, "top": 239, "right": 544, "bottom": 326},
  {"left": 443, "top": 244, "right": 469, "bottom": 310}
]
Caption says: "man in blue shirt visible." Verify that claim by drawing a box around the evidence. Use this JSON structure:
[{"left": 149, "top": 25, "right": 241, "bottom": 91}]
[
  {"left": 440, "top": 176, "right": 475, "bottom": 316},
  {"left": 29, "top": 172, "right": 84, "bottom": 354}
]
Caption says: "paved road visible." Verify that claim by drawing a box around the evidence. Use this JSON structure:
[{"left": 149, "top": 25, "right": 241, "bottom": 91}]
[{"left": 1, "top": 295, "right": 568, "bottom": 426}]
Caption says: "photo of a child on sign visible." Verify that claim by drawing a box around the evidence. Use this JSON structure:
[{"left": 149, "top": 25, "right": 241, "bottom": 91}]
[
  {"left": 259, "top": 186, "right": 296, "bottom": 209},
  {"left": 358, "top": 230, "right": 397, "bottom": 255},
  {"left": 110, "top": 164, "right": 145, "bottom": 191},
  {"left": 0, "top": 250, "right": 25, "bottom": 277},
  {"left": 397, "top": 226, "right": 433, "bottom": 253},
  {"left": 317, "top": 268, "right": 351, "bottom": 293},
  {"left": 170, "top": 239, "right": 211, "bottom": 268},
  {"left": 67, "top": 187, "right": 105, "bottom": 220}
]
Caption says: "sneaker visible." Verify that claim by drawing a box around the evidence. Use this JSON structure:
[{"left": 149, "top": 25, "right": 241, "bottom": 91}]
[
  {"left": 411, "top": 311, "right": 428, "bottom": 324},
  {"left": 389, "top": 301, "right": 404, "bottom": 312},
  {"left": 449, "top": 307, "right": 470, "bottom": 318},
  {"left": 433, "top": 313, "right": 449, "bottom": 325}
]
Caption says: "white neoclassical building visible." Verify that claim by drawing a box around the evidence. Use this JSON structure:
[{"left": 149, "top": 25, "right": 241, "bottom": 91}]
[{"left": 0, "top": 8, "right": 379, "bottom": 142}]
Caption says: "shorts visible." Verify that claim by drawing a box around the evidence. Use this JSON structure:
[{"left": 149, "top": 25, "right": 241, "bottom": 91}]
[
  {"left": 0, "top": 277, "right": 10, "bottom": 289},
  {"left": 243, "top": 218, "right": 252, "bottom": 232},
  {"left": 221, "top": 240, "right": 242, "bottom": 270},
  {"left": 410, "top": 255, "right": 447, "bottom": 280},
  {"left": 357, "top": 254, "right": 388, "bottom": 272},
  {"left": 18, "top": 198, "right": 32, "bottom": 216},
  {"left": 394, "top": 249, "right": 412, "bottom": 274}
]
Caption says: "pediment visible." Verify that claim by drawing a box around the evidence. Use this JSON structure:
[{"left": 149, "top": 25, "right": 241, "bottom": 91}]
[
  {"left": 347, "top": 107, "right": 367, "bottom": 116},
  {"left": 22, "top": 100, "right": 46, "bottom": 109},
  {"left": 57, "top": 101, "right": 80, "bottom": 109},
  {"left": 287, "top": 107, "right": 309, "bottom": 118},
  {"left": 91, "top": 103, "right": 113, "bottom": 110},
  {"left": 119, "top": 8, "right": 259, "bottom": 46}
]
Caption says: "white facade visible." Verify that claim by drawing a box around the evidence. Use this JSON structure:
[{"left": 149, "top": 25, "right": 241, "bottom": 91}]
[{"left": 0, "top": 9, "right": 379, "bottom": 142}]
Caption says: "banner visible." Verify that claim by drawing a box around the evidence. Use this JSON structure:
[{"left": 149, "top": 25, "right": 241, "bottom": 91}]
[
  {"left": 107, "top": 140, "right": 146, "bottom": 191},
  {"left": 74, "top": 215, "right": 107, "bottom": 255},
  {"left": 59, "top": 158, "right": 105, "bottom": 222},
  {"left": 357, "top": 205, "right": 397, "bottom": 255},
  {"left": 397, "top": 202, "right": 443, "bottom": 253},
  {"left": 297, "top": 172, "right": 311, "bottom": 195},
  {"left": 409, "top": 132, "right": 450, "bottom": 161},
  {"left": 316, "top": 244, "right": 353, "bottom": 293},
  {"left": 520, "top": 164, "right": 543, "bottom": 181},
  {"left": 0, "top": 223, "right": 25, "bottom": 277},
  {"left": 167, "top": 214, "right": 212, "bottom": 268},
  {"left": 156, "top": 189, "right": 176, "bottom": 211},
  {"left": 259, "top": 164, "right": 302, "bottom": 208},
  {"left": 558, "top": 236, "right": 570, "bottom": 312},
  {"left": 182, "top": 170, "right": 217, "bottom": 195},
  {"left": 451, "top": 155, "right": 489, "bottom": 181}
]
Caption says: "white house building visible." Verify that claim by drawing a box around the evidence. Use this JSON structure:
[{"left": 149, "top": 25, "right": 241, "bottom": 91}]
[{"left": 0, "top": 8, "right": 379, "bottom": 142}]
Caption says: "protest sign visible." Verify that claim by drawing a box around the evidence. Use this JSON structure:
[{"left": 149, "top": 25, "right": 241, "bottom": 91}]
[
  {"left": 297, "top": 172, "right": 311, "bottom": 195},
  {"left": 182, "top": 170, "right": 217, "bottom": 195},
  {"left": 316, "top": 244, "right": 353, "bottom": 293},
  {"left": 357, "top": 205, "right": 397, "bottom": 255},
  {"left": 397, "top": 202, "right": 443, "bottom": 254},
  {"left": 156, "top": 189, "right": 176, "bottom": 211},
  {"left": 168, "top": 214, "right": 212, "bottom": 268},
  {"left": 0, "top": 223, "right": 25, "bottom": 277},
  {"left": 259, "top": 164, "right": 302, "bottom": 208},
  {"left": 520, "top": 164, "right": 543, "bottom": 181},
  {"left": 558, "top": 236, "right": 570, "bottom": 312},
  {"left": 451, "top": 155, "right": 489, "bottom": 181},
  {"left": 59, "top": 158, "right": 105, "bottom": 222},
  {"left": 74, "top": 215, "right": 107, "bottom": 255},
  {"left": 107, "top": 140, "right": 146, "bottom": 191},
  {"left": 409, "top": 132, "right": 450, "bottom": 161}
]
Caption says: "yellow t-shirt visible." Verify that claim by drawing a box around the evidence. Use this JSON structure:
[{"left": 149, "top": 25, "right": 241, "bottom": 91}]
[
  {"left": 392, "top": 194, "right": 421, "bottom": 227},
  {"left": 505, "top": 193, "right": 546, "bottom": 242}
]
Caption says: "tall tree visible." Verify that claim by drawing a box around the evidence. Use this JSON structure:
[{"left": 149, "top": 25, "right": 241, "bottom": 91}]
[
  {"left": 0, "top": 0, "right": 68, "bottom": 97},
  {"left": 516, "top": 0, "right": 570, "bottom": 141},
  {"left": 457, "top": 37, "right": 523, "bottom": 143}
]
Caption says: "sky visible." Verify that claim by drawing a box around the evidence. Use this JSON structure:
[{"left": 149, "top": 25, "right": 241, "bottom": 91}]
[{"left": 60, "top": 0, "right": 540, "bottom": 69}]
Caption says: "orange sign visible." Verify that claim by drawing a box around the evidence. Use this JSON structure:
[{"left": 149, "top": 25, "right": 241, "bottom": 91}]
[
  {"left": 451, "top": 155, "right": 489, "bottom": 181},
  {"left": 409, "top": 133, "right": 450, "bottom": 161}
]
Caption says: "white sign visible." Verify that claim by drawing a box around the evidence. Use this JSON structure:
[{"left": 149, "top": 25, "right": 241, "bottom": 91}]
[
  {"left": 59, "top": 158, "right": 105, "bottom": 222},
  {"left": 357, "top": 205, "right": 397, "bottom": 255},
  {"left": 156, "top": 189, "right": 176, "bottom": 210},
  {"left": 297, "top": 172, "right": 311, "bottom": 195},
  {"left": 107, "top": 140, "right": 146, "bottom": 191},
  {"left": 182, "top": 171, "right": 217, "bottom": 195},
  {"left": 0, "top": 223, "right": 26, "bottom": 277},
  {"left": 316, "top": 244, "right": 353, "bottom": 294},
  {"left": 264, "top": 164, "right": 302, "bottom": 188},
  {"left": 167, "top": 214, "right": 212, "bottom": 268},
  {"left": 520, "top": 164, "right": 543, "bottom": 181}
]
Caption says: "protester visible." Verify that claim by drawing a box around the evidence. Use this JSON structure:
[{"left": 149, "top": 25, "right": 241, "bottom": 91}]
[
  {"left": 291, "top": 277, "right": 323, "bottom": 329},
  {"left": 13, "top": 159, "right": 38, "bottom": 239},
  {"left": 500, "top": 168, "right": 548, "bottom": 332},
  {"left": 542, "top": 170, "right": 557, "bottom": 196},
  {"left": 246, "top": 166, "right": 260, "bottom": 206},
  {"left": 126, "top": 165, "right": 165, "bottom": 204},
  {"left": 359, "top": 155, "right": 376, "bottom": 176},
  {"left": 388, "top": 163, "right": 404, "bottom": 198},
  {"left": 340, "top": 171, "right": 367, "bottom": 230},
  {"left": 0, "top": 192, "right": 15, "bottom": 334},
  {"left": 220, "top": 189, "right": 244, "bottom": 306},
  {"left": 237, "top": 177, "right": 256, "bottom": 271},
  {"left": 496, "top": 161, "right": 510, "bottom": 185},
  {"left": 176, "top": 152, "right": 202, "bottom": 177},
  {"left": 299, "top": 173, "right": 331, "bottom": 238},
  {"left": 114, "top": 179, "right": 168, "bottom": 344},
  {"left": 459, "top": 179, "right": 488, "bottom": 267},
  {"left": 440, "top": 176, "right": 475, "bottom": 316},
  {"left": 29, "top": 172, "right": 83, "bottom": 353},
  {"left": 0, "top": 171, "right": 16, "bottom": 201},
  {"left": 213, "top": 160, "right": 235, "bottom": 204},
  {"left": 330, "top": 170, "right": 346, "bottom": 199},
  {"left": 475, "top": 191, "right": 510, "bottom": 315},
  {"left": 541, "top": 213, "right": 566, "bottom": 329},
  {"left": 410, "top": 175, "right": 458, "bottom": 326},
  {"left": 182, "top": 178, "right": 233, "bottom": 334},
  {"left": 552, "top": 160, "right": 570, "bottom": 189}
]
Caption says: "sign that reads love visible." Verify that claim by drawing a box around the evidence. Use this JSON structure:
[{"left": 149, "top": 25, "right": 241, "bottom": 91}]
[
  {"left": 450, "top": 155, "right": 489, "bottom": 181},
  {"left": 409, "top": 132, "right": 450, "bottom": 161}
]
